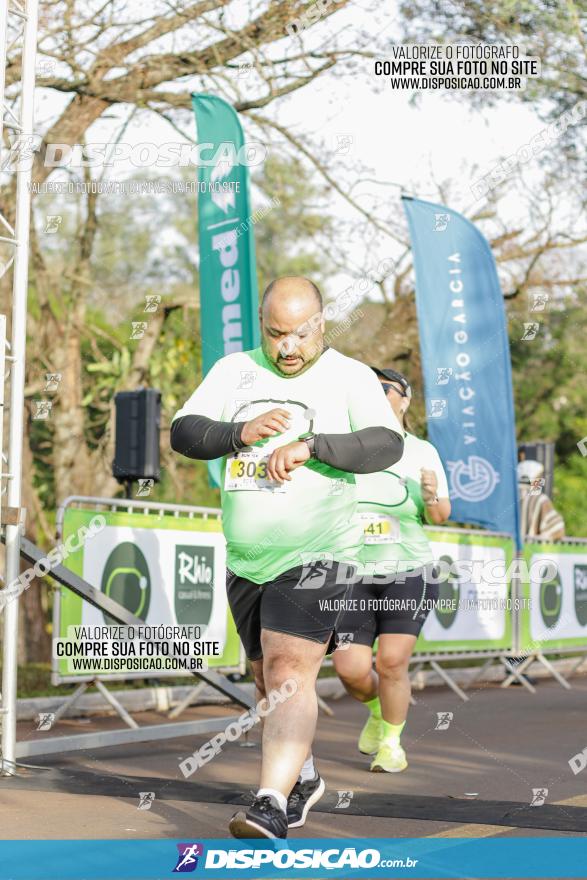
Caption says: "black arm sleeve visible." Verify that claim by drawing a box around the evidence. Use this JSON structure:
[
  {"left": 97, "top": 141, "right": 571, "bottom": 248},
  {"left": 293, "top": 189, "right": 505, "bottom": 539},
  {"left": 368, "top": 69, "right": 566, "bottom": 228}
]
[
  {"left": 170, "top": 415, "right": 246, "bottom": 460},
  {"left": 313, "top": 427, "right": 404, "bottom": 474}
]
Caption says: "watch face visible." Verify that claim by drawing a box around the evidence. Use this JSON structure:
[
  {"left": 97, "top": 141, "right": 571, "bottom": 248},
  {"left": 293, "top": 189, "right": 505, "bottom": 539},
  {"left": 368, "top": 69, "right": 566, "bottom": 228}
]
[{"left": 304, "top": 435, "right": 315, "bottom": 455}]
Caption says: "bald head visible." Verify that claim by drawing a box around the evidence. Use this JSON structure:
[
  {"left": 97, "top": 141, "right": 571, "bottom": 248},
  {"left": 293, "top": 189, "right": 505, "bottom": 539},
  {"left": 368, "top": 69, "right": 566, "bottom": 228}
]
[
  {"left": 262, "top": 276, "right": 323, "bottom": 313},
  {"left": 259, "top": 276, "right": 325, "bottom": 377}
]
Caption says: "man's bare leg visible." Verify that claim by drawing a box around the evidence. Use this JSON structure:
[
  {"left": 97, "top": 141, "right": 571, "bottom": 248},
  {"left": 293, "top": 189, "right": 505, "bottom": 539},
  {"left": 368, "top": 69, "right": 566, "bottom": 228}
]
[
  {"left": 250, "top": 656, "right": 313, "bottom": 766},
  {"left": 258, "top": 629, "right": 326, "bottom": 797},
  {"left": 250, "top": 657, "right": 266, "bottom": 704}
]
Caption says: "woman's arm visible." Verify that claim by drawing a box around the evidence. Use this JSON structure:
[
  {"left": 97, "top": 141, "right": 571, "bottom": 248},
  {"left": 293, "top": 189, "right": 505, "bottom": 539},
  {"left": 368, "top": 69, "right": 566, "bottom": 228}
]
[
  {"left": 420, "top": 466, "right": 451, "bottom": 524},
  {"left": 424, "top": 497, "right": 451, "bottom": 525}
]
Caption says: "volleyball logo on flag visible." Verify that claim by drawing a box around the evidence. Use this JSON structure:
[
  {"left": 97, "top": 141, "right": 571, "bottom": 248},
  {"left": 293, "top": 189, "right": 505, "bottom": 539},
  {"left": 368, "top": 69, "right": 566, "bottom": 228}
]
[{"left": 447, "top": 456, "right": 500, "bottom": 502}]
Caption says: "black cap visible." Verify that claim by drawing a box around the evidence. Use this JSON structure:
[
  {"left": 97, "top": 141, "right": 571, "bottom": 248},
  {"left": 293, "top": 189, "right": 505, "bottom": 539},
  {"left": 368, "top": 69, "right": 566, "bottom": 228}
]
[{"left": 370, "top": 366, "right": 412, "bottom": 397}]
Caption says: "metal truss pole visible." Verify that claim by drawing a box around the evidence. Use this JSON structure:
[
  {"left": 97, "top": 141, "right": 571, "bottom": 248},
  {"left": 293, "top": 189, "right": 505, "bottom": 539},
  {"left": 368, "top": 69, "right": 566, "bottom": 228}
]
[{"left": 0, "top": 0, "right": 39, "bottom": 775}]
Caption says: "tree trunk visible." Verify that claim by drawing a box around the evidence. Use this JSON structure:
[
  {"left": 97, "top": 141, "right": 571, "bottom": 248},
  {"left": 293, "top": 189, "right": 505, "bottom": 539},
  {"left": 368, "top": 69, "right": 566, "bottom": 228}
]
[{"left": 51, "top": 299, "right": 94, "bottom": 498}]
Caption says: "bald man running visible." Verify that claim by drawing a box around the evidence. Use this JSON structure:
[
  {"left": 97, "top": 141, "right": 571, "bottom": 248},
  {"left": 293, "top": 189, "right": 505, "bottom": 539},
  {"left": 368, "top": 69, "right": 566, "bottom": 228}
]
[{"left": 171, "top": 276, "right": 404, "bottom": 838}]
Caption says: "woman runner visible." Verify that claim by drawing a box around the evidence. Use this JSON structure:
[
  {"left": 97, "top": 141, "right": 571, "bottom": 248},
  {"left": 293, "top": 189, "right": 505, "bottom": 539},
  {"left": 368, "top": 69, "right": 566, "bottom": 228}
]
[{"left": 334, "top": 366, "right": 451, "bottom": 772}]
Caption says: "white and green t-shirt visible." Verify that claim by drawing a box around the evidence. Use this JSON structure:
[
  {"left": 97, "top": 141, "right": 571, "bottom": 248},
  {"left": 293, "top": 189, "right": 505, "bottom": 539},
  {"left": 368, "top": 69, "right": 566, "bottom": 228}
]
[
  {"left": 354, "top": 431, "right": 449, "bottom": 574},
  {"left": 172, "top": 347, "right": 402, "bottom": 583}
]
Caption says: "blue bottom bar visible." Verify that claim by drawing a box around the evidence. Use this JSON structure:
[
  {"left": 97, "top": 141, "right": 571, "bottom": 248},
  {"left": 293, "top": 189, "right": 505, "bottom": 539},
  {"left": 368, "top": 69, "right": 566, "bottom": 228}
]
[{"left": 1, "top": 838, "right": 586, "bottom": 879}]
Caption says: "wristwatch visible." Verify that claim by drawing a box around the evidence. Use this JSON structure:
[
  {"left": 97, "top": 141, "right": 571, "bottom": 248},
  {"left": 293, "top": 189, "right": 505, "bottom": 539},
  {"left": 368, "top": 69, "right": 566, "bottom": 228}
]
[
  {"left": 301, "top": 433, "right": 316, "bottom": 457},
  {"left": 426, "top": 495, "right": 439, "bottom": 506}
]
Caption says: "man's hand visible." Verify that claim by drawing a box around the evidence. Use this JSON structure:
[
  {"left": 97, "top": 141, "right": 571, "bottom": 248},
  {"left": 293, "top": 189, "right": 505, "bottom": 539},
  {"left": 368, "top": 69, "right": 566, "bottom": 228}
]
[
  {"left": 267, "top": 441, "right": 310, "bottom": 483},
  {"left": 420, "top": 468, "right": 438, "bottom": 504},
  {"left": 241, "top": 408, "right": 291, "bottom": 446}
]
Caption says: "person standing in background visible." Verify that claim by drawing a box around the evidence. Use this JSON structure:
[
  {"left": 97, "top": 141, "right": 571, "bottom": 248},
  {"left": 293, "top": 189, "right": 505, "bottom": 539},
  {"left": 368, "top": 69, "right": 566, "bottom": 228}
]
[{"left": 517, "top": 460, "right": 565, "bottom": 540}]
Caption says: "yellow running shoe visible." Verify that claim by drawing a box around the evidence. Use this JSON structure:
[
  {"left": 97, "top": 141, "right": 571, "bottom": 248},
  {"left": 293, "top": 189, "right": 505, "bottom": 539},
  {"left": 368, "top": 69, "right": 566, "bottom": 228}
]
[
  {"left": 358, "top": 714, "right": 383, "bottom": 755},
  {"left": 370, "top": 741, "right": 408, "bottom": 773}
]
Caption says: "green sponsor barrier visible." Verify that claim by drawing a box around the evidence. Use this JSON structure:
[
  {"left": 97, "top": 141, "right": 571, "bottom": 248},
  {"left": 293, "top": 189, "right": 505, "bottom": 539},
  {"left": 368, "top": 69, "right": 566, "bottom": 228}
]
[
  {"left": 56, "top": 508, "right": 240, "bottom": 681},
  {"left": 56, "top": 511, "right": 519, "bottom": 679},
  {"left": 413, "top": 529, "right": 515, "bottom": 653},
  {"left": 519, "top": 542, "right": 587, "bottom": 652}
]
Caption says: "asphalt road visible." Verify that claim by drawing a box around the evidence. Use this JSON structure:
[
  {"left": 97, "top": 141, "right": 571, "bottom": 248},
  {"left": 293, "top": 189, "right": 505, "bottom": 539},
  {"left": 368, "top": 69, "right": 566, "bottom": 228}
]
[{"left": 3, "top": 675, "right": 587, "bottom": 842}]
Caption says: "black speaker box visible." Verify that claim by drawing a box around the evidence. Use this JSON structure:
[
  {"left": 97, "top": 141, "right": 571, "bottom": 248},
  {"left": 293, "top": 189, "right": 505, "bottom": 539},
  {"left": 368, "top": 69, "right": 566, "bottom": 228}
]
[{"left": 113, "top": 388, "right": 161, "bottom": 483}]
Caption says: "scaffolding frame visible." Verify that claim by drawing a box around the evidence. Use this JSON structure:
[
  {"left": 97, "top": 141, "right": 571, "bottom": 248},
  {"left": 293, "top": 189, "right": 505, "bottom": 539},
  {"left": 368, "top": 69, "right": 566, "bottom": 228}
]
[{"left": 0, "top": 0, "right": 39, "bottom": 776}]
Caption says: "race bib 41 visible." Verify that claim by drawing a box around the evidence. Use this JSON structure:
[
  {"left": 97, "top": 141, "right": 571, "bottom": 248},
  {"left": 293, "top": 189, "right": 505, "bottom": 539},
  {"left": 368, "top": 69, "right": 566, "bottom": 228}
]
[{"left": 358, "top": 512, "right": 400, "bottom": 544}]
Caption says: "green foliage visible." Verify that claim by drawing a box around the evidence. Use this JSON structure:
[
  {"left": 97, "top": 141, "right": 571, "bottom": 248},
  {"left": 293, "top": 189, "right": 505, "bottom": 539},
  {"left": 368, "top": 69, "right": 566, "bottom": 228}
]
[
  {"left": 508, "top": 292, "right": 587, "bottom": 535},
  {"left": 554, "top": 455, "right": 587, "bottom": 538}
]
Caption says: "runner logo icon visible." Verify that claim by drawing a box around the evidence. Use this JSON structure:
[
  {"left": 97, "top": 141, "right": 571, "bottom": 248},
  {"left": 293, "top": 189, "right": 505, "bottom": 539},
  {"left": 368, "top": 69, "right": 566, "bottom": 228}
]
[
  {"left": 173, "top": 843, "right": 203, "bottom": 872},
  {"left": 295, "top": 555, "right": 333, "bottom": 590},
  {"left": 447, "top": 456, "right": 500, "bottom": 502},
  {"left": 335, "top": 790, "right": 354, "bottom": 809}
]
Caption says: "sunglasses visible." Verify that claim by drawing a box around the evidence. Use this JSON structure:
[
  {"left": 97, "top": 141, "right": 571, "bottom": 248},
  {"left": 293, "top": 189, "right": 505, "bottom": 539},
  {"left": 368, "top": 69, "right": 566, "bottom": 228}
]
[{"left": 381, "top": 382, "right": 409, "bottom": 398}]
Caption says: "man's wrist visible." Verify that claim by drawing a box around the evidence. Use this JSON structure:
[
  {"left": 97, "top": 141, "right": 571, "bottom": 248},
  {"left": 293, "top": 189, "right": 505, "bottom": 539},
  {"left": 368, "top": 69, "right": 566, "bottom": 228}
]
[
  {"left": 300, "top": 433, "right": 316, "bottom": 458},
  {"left": 233, "top": 421, "right": 248, "bottom": 449}
]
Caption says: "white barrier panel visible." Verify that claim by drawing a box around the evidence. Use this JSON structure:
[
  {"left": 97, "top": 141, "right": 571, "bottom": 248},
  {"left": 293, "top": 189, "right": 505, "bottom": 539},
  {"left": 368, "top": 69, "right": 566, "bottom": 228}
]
[
  {"left": 415, "top": 528, "right": 515, "bottom": 653},
  {"left": 54, "top": 506, "right": 241, "bottom": 683},
  {"left": 521, "top": 541, "right": 587, "bottom": 651}
]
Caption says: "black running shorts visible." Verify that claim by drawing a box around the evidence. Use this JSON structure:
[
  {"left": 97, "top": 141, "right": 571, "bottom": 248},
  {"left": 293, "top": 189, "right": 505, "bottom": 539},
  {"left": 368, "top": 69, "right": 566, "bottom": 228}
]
[
  {"left": 335, "top": 564, "right": 440, "bottom": 645},
  {"left": 226, "top": 560, "right": 356, "bottom": 661}
]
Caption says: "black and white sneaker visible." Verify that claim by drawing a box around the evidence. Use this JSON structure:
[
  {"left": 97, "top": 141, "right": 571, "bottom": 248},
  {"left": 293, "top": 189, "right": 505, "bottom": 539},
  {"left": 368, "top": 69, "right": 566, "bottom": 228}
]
[
  {"left": 287, "top": 773, "right": 326, "bottom": 829},
  {"left": 229, "top": 795, "right": 288, "bottom": 839}
]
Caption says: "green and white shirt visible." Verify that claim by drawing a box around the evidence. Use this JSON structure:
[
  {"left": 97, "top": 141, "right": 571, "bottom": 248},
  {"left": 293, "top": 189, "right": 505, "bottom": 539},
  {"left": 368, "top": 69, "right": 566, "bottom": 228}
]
[
  {"left": 172, "top": 347, "right": 402, "bottom": 583},
  {"left": 355, "top": 431, "right": 449, "bottom": 574}
]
